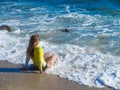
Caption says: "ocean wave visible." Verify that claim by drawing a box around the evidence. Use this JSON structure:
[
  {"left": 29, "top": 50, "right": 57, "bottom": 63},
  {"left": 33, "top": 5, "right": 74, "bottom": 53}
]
[{"left": 1, "top": 32, "right": 120, "bottom": 89}]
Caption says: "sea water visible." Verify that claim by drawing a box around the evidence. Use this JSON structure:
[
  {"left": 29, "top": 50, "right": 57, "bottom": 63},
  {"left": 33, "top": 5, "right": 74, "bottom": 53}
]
[{"left": 0, "top": 0, "right": 120, "bottom": 89}]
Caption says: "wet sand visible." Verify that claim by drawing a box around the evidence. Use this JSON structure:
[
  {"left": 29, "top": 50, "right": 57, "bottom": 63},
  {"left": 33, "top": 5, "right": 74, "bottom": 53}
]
[{"left": 0, "top": 60, "right": 112, "bottom": 90}]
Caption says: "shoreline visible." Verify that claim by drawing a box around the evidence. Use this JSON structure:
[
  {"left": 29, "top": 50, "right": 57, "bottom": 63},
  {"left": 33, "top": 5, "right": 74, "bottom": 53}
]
[{"left": 0, "top": 60, "right": 112, "bottom": 90}]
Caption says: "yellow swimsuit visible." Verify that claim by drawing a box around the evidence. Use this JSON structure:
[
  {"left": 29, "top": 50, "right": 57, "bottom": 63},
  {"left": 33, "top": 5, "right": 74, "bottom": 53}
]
[{"left": 31, "top": 45, "right": 46, "bottom": 71}]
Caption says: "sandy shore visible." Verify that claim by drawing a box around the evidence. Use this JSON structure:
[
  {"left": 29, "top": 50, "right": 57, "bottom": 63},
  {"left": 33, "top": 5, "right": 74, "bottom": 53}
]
[{"left": 0, "top": 60, "right": 112, "bottom": 90}]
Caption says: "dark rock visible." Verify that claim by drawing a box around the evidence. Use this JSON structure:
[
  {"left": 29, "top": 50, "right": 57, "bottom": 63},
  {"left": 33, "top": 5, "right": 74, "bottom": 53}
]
[
  {"left": 0, "top": 25, "right": 12, "bottom": 32},
  {"left": 61, "top": 28, "right": 70, "bottom": 32}
]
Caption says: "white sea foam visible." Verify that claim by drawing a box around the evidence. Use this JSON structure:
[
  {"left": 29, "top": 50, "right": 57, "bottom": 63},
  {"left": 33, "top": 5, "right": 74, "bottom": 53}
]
[
  {"left": 0, "top": 32, "right": 120, "bottom": 89},
  {"left": 66, "top": 6, "right": 70, "bottom": 13}
]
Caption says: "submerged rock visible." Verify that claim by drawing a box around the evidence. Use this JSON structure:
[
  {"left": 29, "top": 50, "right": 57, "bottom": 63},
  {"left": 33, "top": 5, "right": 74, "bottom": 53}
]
[{"left": 61, "top": 28, "right": 71, "bottom": 32}]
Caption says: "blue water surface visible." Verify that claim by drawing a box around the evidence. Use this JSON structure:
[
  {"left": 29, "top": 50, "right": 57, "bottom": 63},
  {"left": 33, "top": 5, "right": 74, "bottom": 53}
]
[{"left": 0, "top": 0, "right": 120, "bottom": 56}]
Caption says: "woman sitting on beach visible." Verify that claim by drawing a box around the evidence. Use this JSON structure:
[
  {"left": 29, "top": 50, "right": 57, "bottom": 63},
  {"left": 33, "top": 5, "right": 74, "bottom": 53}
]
[{"left": 25, "top": 34, "right": 59, "bottom": 73}]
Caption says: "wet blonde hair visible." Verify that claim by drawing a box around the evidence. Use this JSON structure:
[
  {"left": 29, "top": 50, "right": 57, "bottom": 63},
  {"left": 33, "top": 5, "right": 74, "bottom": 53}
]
[{"left": 27, "top": 34, "right": 40, "bottom": 57}]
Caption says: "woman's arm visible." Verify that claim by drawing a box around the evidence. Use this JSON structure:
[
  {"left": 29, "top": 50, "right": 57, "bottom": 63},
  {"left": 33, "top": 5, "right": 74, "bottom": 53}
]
[{"left": 25, "top": 54, "right": 30, "bottom": 69}]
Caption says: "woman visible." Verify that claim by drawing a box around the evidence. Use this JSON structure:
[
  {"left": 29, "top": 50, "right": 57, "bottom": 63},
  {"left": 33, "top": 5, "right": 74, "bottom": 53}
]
[{"left": 25, "top": 34, "right": 59, "bottom": 73}]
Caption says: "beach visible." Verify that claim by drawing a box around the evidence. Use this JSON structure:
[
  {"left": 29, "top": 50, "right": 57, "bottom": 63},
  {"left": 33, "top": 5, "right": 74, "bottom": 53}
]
[
  {"left": 0, "top": 60, "right": 112, "bottom": 90},
  {"left": 0, "top": 0, "right": 120, "bottom": 89}
]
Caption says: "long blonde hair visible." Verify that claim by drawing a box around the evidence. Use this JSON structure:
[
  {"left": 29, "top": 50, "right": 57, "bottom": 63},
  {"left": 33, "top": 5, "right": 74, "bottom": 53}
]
[{"left": 27, "top": 34, "right": 40, "bottom": 57}]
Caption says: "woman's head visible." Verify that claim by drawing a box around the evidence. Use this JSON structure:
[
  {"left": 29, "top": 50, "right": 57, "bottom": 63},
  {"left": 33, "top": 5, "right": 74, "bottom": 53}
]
[
  {"left": 27, "top": 34, "right": 40, "bottom": 57},
  {"left": 29, "top": 34, "right": 40, "bottom": 46}
]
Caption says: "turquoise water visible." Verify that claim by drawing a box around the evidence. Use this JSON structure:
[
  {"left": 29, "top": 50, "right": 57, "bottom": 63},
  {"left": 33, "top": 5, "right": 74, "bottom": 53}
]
[
  {"left": 0, "top": 0, "right": 120, "bottom": 56},
  {"left": 0, "top": 0, "right": 120, "bottom": 89}
]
